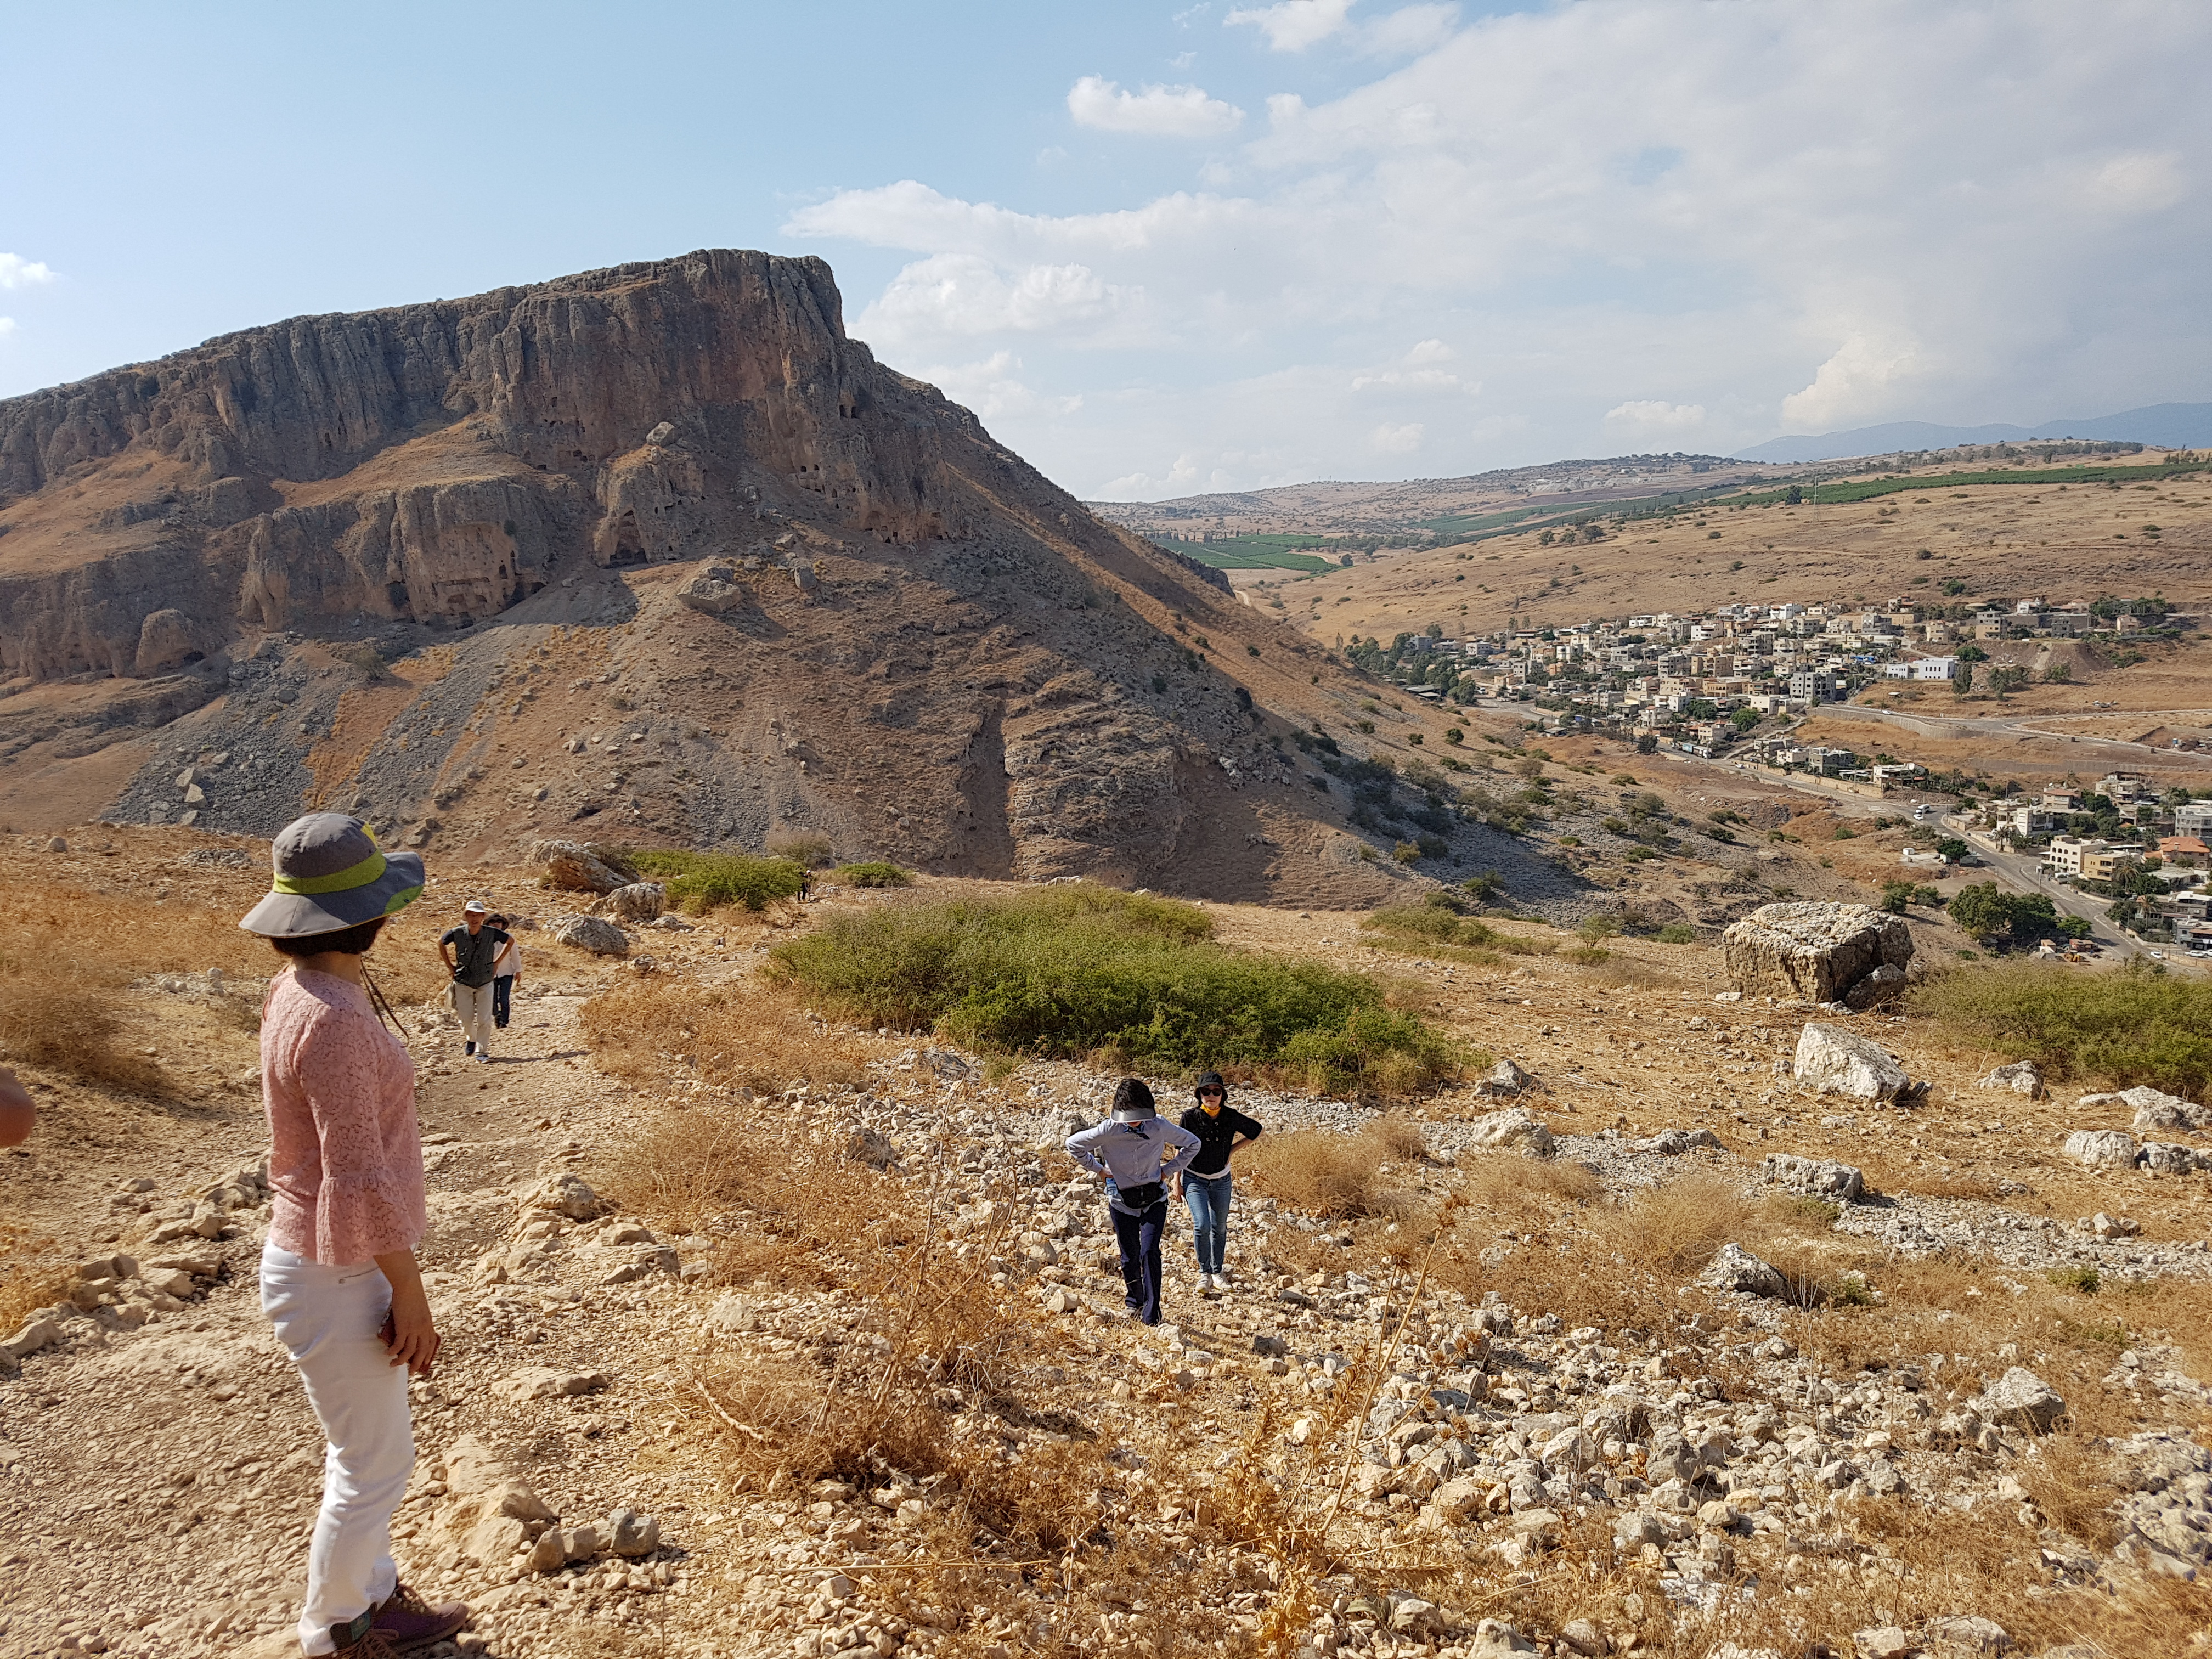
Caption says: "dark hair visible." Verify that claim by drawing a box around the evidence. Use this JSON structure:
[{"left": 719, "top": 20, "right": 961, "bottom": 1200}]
[
  {"left": 266, "top": 917, "right": 388, "bottom": 958},
  {"left": 1111, "top": 1077, "right": 1155, "bottom": 1115},
  {"left": 487, "top": 914, "right": 509, "bottom": 929}
]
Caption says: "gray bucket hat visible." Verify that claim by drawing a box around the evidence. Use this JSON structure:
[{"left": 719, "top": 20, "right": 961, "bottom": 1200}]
[{"left": 238, "top": 813, "right": 425, "bottom": 938}]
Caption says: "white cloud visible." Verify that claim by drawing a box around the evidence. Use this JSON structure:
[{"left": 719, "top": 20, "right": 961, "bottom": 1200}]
[
  {"left": 1604, "top": 399, "right": 1707, "bottom": 435},
  {"left": 1225, "top": 0, "right": 1355, "bottom": 50},
  {"left": 0, "top": 255, "right": 56, "bottom": 290},
  {"left": 2085, "top": 150, "right": 2187, "bottom": 213},
  {"left": 909, "top": 351, "right": 1084, "bottom": 421},
  {"left": 1066, "top": 76, "right": 1243, "bottom": 138},
  {"left": 1226, "top": 1, "right": 1458, "bottom": 55},
  {"left": 794, "top": 1, "right": 2212, "bottom": 494},
  {"left": 1779, "top": 335, "right": 1922, "bottom": 433},
  {"left": 859, "top": 253, "right": 1142, "bottom": 348},
  {"left": 1371, "top": 421, "right": 1425, "bottom": 453},
  {"left": 0, "top": 318, "right": 15, "bottom": 339}
]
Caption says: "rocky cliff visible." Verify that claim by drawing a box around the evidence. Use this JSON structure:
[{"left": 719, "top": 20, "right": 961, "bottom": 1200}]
[{"left": 0, "top": 249, "right": 1502, "bottom": 900}]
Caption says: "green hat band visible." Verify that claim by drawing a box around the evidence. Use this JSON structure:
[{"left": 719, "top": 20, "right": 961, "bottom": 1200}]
[{"left": 270, "top": 848, "right": 387, "bottom": 896}]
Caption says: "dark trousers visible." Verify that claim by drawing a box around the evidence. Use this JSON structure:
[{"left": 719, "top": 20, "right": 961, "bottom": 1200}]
[
  {"left": 1109, "top": 1201, "right": 1169, "bottom": 1324},
  {"left": 492, "top": 974, "right": 514, "bottom": 1029}
]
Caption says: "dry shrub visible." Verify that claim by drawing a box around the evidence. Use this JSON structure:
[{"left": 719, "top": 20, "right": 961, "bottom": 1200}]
[
  {"left": 1592, "top": 1172, "right": 1752, "bottom": 1277},
  {"left": 1579, "top": 955, "right": 1677, "bottom": 991},
  {"left": 579, "top": 977, "right": 866, "bottom": 1096},
  {"left": 0, "top": 885, "right": 272, "bottom": 1088},
  {"left": 0, "top": 982, "right": 163, "bottom": 1092},
  {"left": 0, "top": 1223, "right": 65, "bottom": 1331},
  {"left": 1241, "top": 1118, "right": 1429, "bottom": 1220}
]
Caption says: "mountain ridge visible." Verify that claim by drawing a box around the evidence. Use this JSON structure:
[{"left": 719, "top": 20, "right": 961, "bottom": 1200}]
[{"left": 0, "top": 249, "right": 1502, "bottom": 905}]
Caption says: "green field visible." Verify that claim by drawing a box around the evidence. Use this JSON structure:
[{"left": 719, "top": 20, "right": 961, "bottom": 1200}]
[
  {"left": 1165, "top": 534, "right": 1340, "bottom": 573},
  {"left": 1700, "top": 458, "right": 2207, "bottom": 512}
]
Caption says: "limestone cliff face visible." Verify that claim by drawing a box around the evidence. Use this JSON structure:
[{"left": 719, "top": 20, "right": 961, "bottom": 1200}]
[
  {"left": 0, "top": 251, "right": 979, "bottom": 679},
  {"left": 0, "top": 249, "right": 1418, "bottom": 903}
]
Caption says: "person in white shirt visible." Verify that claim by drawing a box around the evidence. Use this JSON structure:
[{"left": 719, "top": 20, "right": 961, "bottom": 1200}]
[{"left": 487, "top": 916, "right": 522, "bottom": 1031}]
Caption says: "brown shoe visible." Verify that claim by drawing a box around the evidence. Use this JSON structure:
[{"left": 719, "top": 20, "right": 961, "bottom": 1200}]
[
  {"left": 327, "top": 1610, "right": 400, "bottom": 1656},
  {"left": 369, "top": 1582, "right": 469, "bottom": 1654}
]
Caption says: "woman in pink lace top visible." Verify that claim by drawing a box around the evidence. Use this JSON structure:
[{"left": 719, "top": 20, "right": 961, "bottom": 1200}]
[{"left": 241, "top": 813, "right": 469, "bottom": 1657}]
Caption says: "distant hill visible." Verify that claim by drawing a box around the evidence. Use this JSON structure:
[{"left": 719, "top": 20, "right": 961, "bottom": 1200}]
[{"left": 1737, "top": 402, "right": 2212, "bottom": 463}]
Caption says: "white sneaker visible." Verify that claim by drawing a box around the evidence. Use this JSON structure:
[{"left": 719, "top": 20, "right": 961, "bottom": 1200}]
[
  {"left": 1213, "top": 1270, "right": 1233, "bottom": 1290},
  {"left": 1204, "top": 1273, "right": 1224, "bottom": 1292}
]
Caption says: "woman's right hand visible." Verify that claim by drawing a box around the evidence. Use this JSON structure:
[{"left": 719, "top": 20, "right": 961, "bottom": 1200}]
[{"left": 374, "top": 1250, "right": 442, "bottom": 1377}]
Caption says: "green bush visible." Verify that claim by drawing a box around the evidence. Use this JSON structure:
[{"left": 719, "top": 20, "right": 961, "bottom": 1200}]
[
  {"left": 769, "top": 888, "right": 1462, "bottom": 1096},
  {"left": 629, "top": 849, "right": 806, "bottom": 913},
  {"left": 1655, "top": 923, "right": 1696, "bottom": 944},
  {"left": 1912, "top": 958, "right": 2212, "bottom": 1095},
  {"left": 836, "top": 861, "right": 913, "bottom": 889},
  {"left": 2047, "top": 1265, "right": 2100, "bottom": 1295}
]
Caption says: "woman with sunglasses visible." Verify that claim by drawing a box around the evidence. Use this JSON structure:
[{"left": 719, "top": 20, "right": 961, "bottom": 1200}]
[{"left": 1177, "top": 1072, "right": 1262, "bottom": 1293}]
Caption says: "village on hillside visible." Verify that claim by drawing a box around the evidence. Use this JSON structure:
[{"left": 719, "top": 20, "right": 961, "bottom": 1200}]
[{"left": 1331, "top": 592, "right": 2212, "bottom": 953}]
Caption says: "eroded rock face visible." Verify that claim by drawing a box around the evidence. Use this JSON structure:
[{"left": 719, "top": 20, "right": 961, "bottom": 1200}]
[{"left": 1722, "top": 903, "right": 1912, "bottom": 1006}]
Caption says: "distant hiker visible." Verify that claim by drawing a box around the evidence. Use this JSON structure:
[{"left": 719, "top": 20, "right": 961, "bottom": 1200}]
[
  {"left": 1066, "top": 1079, "right": 1200, "bottom": 1325},
  {"left": 438, "top": 899, "right": 509, "bottom": 1063},
  {"left": 239, "top": 812, "right": 470, "bottom": 1657},
  {"left": 487, "top": 913, "right": 521, "bottom": 1031},
  {"left": 1177, "top": 1071, "right": 1262, "bottom": 1293},
  {"left": 798, "top": 868, "right": 812, "bottom": 903},
  {"left": 0, "top": 1065, "right": 33, "bottom": 1148}
]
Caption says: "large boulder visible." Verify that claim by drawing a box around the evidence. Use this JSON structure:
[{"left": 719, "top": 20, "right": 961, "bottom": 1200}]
[
  {"left": 2124, "top": 1086, "right": 2212, "bottom": 1135},
  {"left": 1793, "top": 1022, "right": 1922, "bottom": 1103},
  {"left": 1465, "top": 1110, "right": 1556, "bottom": 1157},
  {"left": 1762, "top": 1153, "right": 1867, "bottom": 1203},
  {"left": 676, "top": 562, "right": 747, "bottom": 616},
  {"left": 529, "top": 839, "right": 628, "bottom": 894},
  {"left": 554, "top": 915, "right": 630, "bottom": 956},
  {"left": 1723, "top": 902, "right": 1912, "bottom": 1006},
  {"left": 2062, "top": 1128, "right": 2140, "bottom": 1169},
  {"left": 601, "top": 882, "right": 666, "bottom": 922}
]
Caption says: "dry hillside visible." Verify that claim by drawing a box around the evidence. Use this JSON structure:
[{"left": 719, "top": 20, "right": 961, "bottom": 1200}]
[{"left": 3, "top": 831, "right": 2210, "bottom": 1659}]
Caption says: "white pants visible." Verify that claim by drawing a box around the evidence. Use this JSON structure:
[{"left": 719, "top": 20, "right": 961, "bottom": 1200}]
[
  {"left": 262, "top": 1244, "right": 414, "bottom": 1655},
  {"left": 450, "top": 979, "right": 495, "bottom": 1054}
]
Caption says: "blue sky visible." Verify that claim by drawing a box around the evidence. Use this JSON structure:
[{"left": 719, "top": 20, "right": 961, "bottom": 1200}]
[{"left": 3, "top": 1, "right": 2205, "bottom": 498}]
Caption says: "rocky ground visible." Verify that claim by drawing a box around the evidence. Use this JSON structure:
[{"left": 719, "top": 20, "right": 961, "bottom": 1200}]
[{"left": 3, "top": 834, "right": 2211, "bottom": 1659}]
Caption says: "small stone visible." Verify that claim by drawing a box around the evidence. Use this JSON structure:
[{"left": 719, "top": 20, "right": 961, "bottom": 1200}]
[
  {"left": 1700, "top": 1243, "right": 1788, "bottom": 1299},
  {"left": 528, "top": 1173, "right": 611, "bottom": 1221},
  {"left": 1468, "top": 1620, "right": 1539, "bottom": 1657},
  {"left": 1923, "top": 1613, "right": 2011, "bottom": 1654},
  {"left": 1968, "top": 1366, "right": 2066, "bottom": 1434},
  {"left": 1762, "top": 1153, "right": 1866, "bottom": 1203},
  {"left": 495, "top": 1367, "right": 611, "bottom": 1402},
  {"left": 1558, "top": 1618, "right": 1612, "bottom": 1657},
  {"left": 607, "top": 1506, "right": 659, "bottom": 1556},
  {"left": 1852, "top": 1629, "right": 1914, "bottom": 1659},
  {"left": 1976, "top": 1061, "right": 2044, "bottom": 1098}
]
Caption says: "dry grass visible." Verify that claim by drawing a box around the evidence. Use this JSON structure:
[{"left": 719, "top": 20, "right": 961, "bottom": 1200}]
[
  {"left": 0, "top": 885, "right": 270, "bottom": 1090},
  {"left": 579, "top": 976, "right": 868, "bottom": 1097},
  {"left": 0, "top": 1222, "right": 66, "bottom": 1331},
  {"left": 1240, "top": 1116, "right": 1432, "bottom": 1220}
]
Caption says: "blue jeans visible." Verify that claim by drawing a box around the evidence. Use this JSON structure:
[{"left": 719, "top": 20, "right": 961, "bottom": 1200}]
[
  {"left": 1184, "top": 1171, "right": 1231, "bottom": 1274},
  {"left": 492, "top": 974, "right": 514, "bottom": 1029},
  {"left": 1107, "top": 1198, "right": 1169, "bottom": 1324}
]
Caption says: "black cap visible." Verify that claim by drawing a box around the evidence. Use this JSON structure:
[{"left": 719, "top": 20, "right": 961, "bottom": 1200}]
[
  {"left": 1111, "top": 1078, "right": 1158, "bottom": 1121},
  {"left": 1193, "top": 1071, "right": 1227, "bottom": 1098}
]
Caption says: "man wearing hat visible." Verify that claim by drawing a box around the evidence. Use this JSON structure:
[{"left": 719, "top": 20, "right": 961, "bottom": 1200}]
[
  {"left": 437, "top": 900, "right": 509, "bottom": 1064},
  {"left": 240, "top": 814, "right": 471, "bottom": 1656},
  {"left": 1065, "top": 1079, "right": 1201, "bottom": 1325}
]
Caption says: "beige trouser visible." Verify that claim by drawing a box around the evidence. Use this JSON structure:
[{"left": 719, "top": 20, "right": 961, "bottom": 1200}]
[{"left": 450, "top": 980, "right": 496, "bottom": 1054}]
